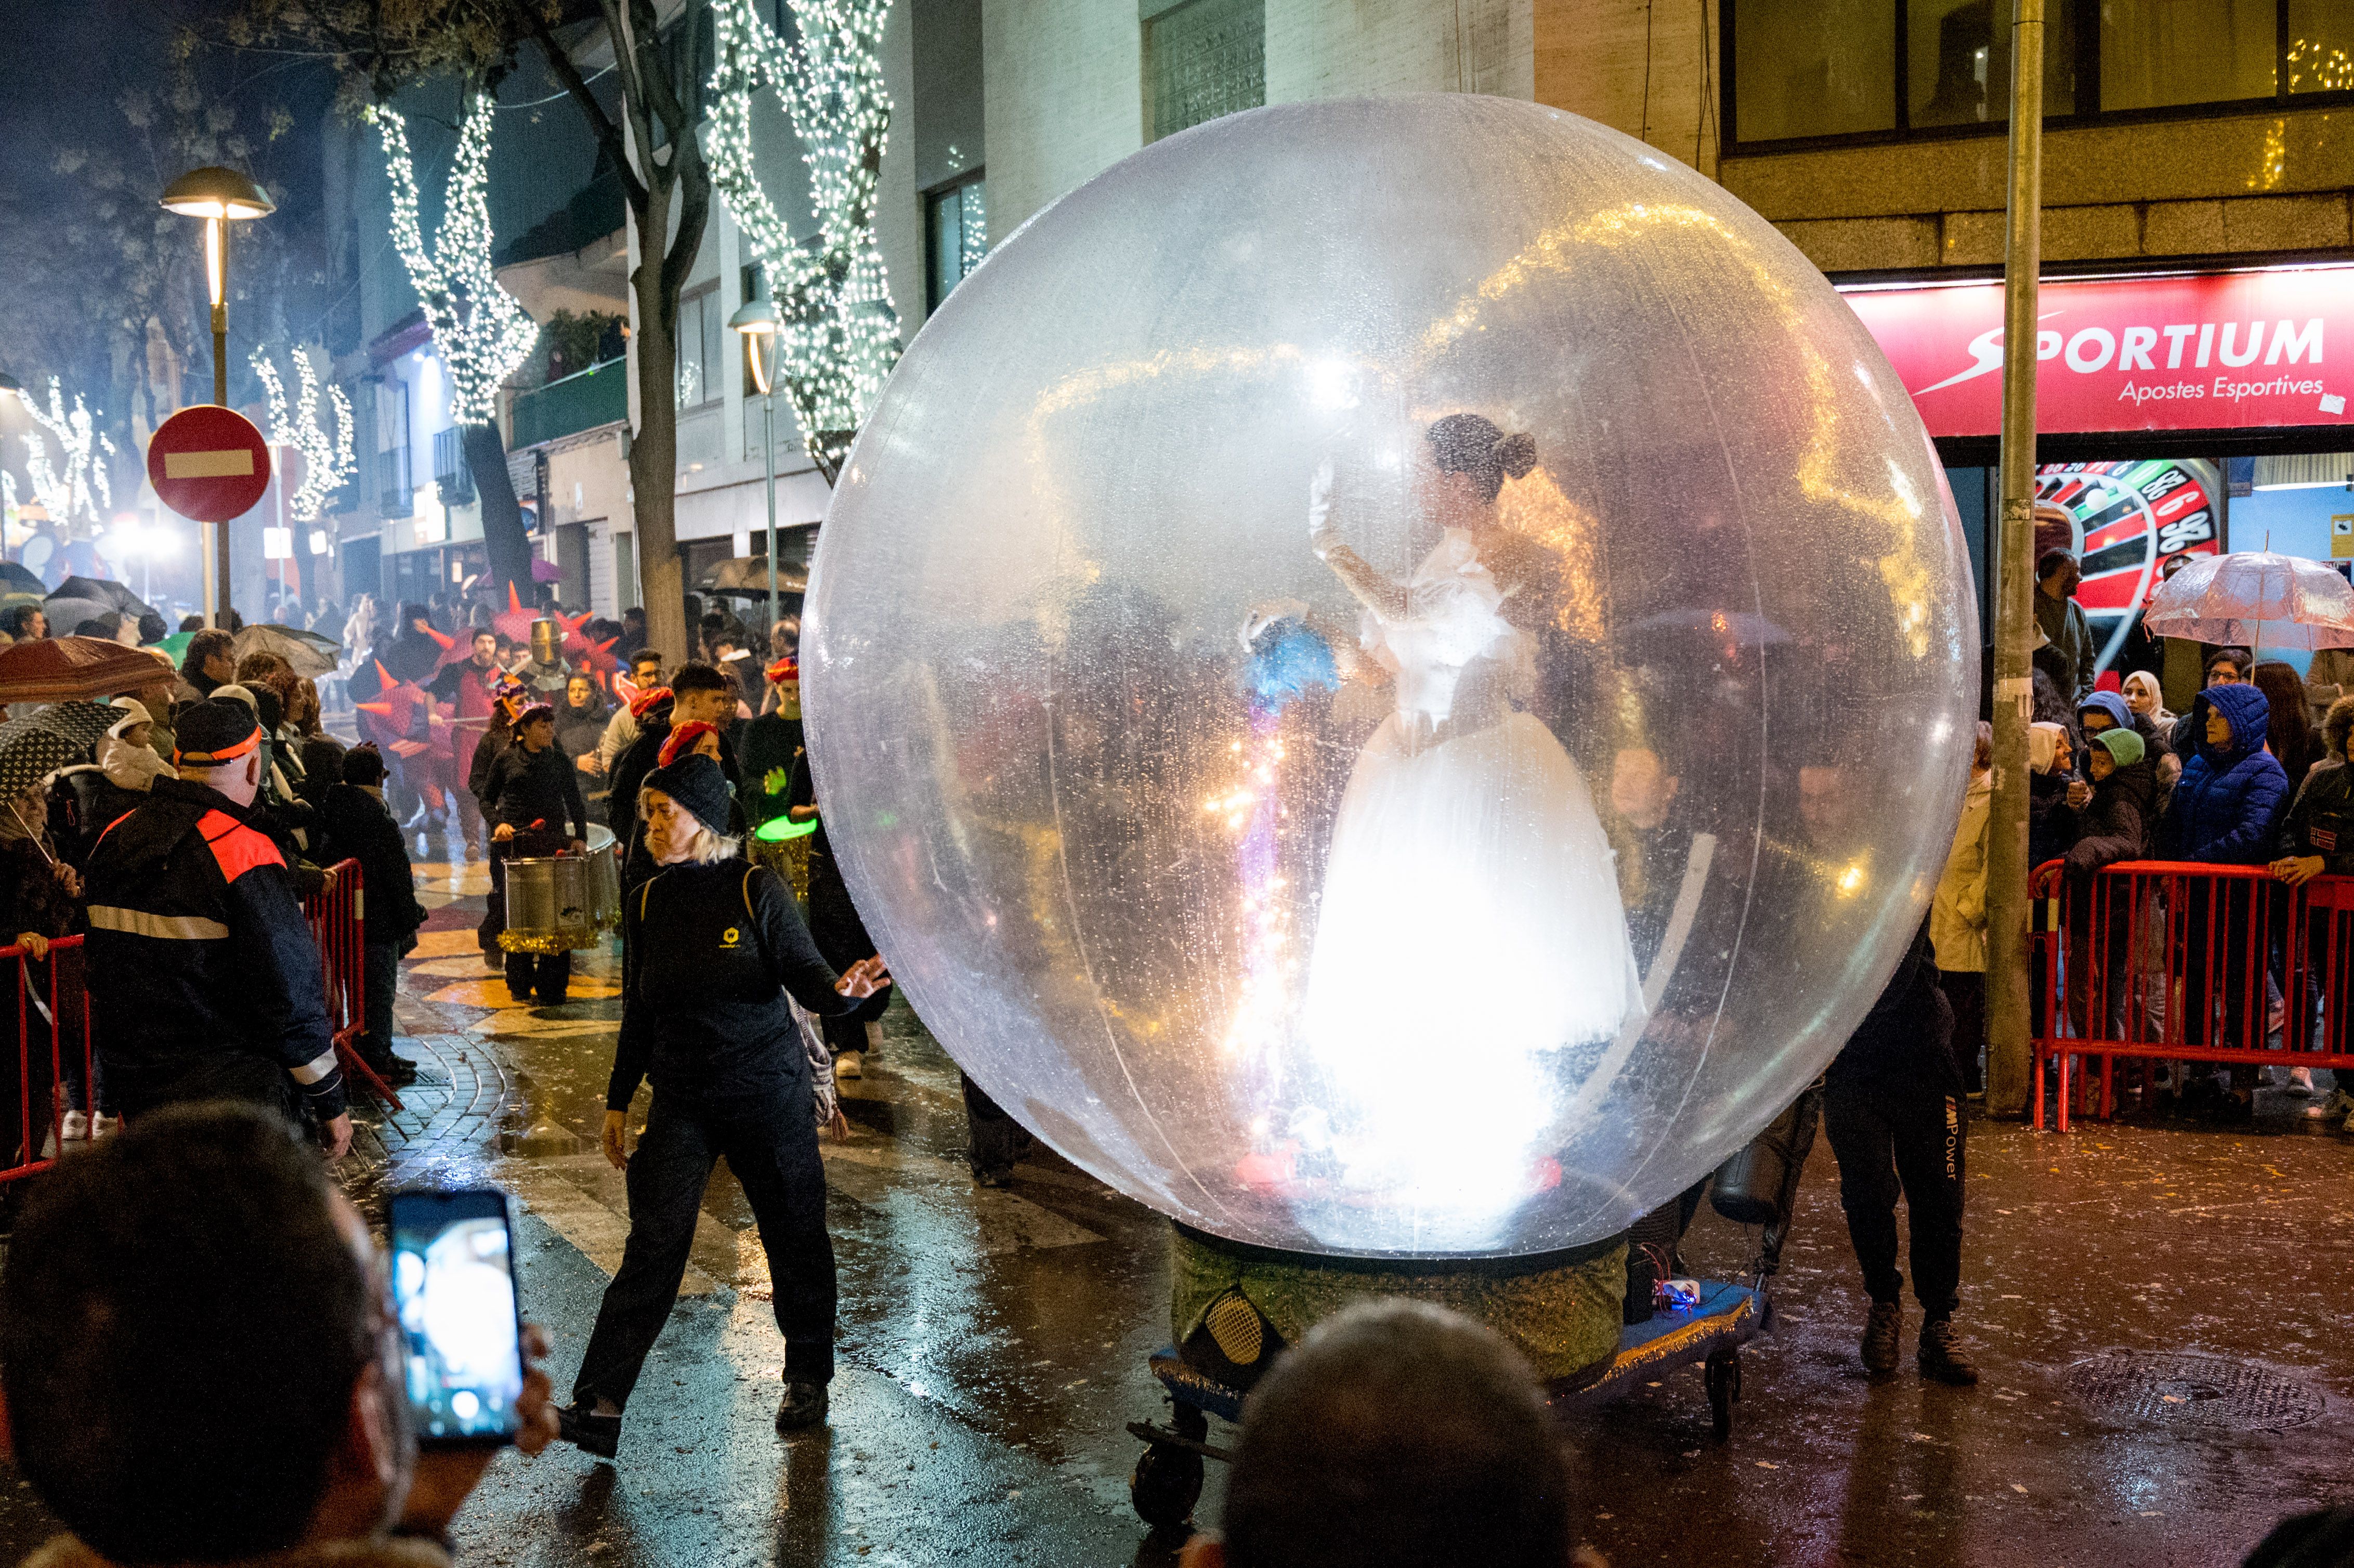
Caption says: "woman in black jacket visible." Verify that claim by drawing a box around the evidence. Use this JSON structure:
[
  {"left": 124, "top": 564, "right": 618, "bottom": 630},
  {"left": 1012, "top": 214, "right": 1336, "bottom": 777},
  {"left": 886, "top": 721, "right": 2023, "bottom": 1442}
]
[
  {"left": 2272, "top": 695, "right": 2354, "bottom": 1081},
  {"left": 320, "top": 745, "right": 426, "bottom": 1085},
  {"left": 483, "top": 703, "right": 589, "bottom": 1006},
  {"left": 468, "top": 684, "right": 521, "bottom": 970},
  {"left": 558, "top": 755, "right": 887, "bottom": 1458}
]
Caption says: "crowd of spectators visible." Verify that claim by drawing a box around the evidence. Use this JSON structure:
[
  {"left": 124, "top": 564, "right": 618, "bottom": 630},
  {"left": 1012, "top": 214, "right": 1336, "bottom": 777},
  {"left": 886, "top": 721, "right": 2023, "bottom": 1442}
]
[{"left": 1935, "top": 560, "right": 2354, "bottom": 1123}]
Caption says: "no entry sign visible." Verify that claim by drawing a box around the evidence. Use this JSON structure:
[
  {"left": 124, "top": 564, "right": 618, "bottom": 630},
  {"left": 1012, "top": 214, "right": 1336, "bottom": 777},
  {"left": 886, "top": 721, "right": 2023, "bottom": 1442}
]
[{"left": 148, "top": 406, "right": 271, "bottom": 523}]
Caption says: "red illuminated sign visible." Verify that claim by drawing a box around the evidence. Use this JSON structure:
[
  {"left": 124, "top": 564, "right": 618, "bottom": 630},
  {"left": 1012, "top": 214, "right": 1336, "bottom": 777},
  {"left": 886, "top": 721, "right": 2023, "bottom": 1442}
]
[{"left": 1840, "top": 266, "right": 2354, "bottom": 439}]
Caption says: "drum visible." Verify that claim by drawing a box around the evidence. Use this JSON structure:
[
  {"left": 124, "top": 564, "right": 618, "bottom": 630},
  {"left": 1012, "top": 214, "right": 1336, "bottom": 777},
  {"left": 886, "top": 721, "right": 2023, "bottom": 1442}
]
[
  {"left": 582, "top": 824, "right": 622, "bottom": 933},
  {"left": 500, "top": 854, "right": 600, "bottom": 953}
]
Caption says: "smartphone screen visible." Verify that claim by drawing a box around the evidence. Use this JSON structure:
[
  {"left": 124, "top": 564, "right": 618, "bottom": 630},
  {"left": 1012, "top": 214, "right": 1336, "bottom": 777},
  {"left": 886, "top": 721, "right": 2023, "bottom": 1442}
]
[{"left": 387, "top": 1190, "right": 525, "bottom": 1447}]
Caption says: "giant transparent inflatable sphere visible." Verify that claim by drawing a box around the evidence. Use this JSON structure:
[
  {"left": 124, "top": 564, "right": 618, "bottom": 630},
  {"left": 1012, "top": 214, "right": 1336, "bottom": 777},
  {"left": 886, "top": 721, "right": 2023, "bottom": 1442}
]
[{"left": 807, "top": 95, "right": 1975, "bottom": 1258}]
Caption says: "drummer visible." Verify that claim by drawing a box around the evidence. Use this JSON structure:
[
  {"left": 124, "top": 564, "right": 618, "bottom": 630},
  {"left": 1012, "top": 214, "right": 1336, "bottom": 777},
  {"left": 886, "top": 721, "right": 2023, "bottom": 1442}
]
[
  {"left": 559, "top": 753, "right": 889, "bottom": 1457},
  {"left": 484, "top": 701, "right": 590, "bottom": 1005}
]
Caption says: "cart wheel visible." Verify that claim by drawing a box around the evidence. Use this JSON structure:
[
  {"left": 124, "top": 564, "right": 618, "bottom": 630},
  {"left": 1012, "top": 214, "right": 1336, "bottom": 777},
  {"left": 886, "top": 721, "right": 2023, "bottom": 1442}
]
[
  {"left": 1704, "top": 1346, "right": 1742, "bottom": 1441},
  {"left": 1131, "top": 1442, "right": 1204, "bottom": 1530}
]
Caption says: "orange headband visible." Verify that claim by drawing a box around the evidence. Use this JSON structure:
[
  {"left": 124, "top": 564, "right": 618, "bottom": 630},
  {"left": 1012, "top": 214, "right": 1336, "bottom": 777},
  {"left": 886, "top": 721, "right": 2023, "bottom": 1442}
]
[{"left": 174, "top": 728, "right": 261, "bottom": 769}]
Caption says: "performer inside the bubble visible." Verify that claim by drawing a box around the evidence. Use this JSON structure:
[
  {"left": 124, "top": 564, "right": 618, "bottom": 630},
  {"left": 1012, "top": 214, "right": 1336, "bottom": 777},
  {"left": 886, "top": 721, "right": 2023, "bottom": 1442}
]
[{"left": 1267, "top": 414, "right": 1645, "bottom": 1213}]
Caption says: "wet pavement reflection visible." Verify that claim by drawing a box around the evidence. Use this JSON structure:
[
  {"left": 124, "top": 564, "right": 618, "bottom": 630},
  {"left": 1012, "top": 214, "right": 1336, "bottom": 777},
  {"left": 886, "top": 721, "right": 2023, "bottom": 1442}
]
[{"left": 2, "top": 855, "right": 2350, "bottom": 1565}]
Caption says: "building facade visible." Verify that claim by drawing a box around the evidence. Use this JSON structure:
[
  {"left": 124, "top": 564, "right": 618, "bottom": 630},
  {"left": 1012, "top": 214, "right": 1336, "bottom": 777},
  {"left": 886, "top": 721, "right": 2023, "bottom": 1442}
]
[{"left": 963, "top": 0, "right": 2353, "bottom": 672}]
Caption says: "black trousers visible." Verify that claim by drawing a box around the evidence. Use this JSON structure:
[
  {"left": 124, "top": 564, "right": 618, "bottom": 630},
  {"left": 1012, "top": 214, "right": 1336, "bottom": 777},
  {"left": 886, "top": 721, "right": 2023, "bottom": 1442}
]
[
  {"left": 1939, "top": 970, "right": 1986, "bottom": 1095},
  {"left": 962, "top": 1073, "right": 1031, "bottom": 1179},
  {"left": 573, "top": 1085, "right": 836, "bottom": 1409},
  {"left": 1822, "top": 1078, "right": 1966, "bottom": 1318}
]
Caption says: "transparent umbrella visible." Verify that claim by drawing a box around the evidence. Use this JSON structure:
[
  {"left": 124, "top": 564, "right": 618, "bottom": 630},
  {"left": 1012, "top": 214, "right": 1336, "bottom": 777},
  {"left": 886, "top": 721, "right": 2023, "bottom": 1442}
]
[{"left": 2140, "top": 551, "right": 2354, "bottom": 655}]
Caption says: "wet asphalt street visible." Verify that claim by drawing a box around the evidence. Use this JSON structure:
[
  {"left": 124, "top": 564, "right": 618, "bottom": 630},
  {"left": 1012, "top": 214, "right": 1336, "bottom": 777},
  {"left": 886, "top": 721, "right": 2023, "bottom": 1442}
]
[{"left": 4, "top": 853, "right": 2353, "bottom": 1566}]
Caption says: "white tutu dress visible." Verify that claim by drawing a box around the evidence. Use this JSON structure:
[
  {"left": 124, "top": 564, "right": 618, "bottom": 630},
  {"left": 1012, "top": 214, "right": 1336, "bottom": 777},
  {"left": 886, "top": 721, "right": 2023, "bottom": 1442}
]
[{"left": 1289, "top": 528, "right": 1644, "bottom": 1234}]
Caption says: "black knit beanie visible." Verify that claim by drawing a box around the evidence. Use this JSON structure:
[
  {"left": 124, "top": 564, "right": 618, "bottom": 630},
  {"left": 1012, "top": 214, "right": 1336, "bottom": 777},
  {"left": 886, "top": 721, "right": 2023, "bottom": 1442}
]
[{"left": 642, "top": 753, "right": 734, "bottom": 838}]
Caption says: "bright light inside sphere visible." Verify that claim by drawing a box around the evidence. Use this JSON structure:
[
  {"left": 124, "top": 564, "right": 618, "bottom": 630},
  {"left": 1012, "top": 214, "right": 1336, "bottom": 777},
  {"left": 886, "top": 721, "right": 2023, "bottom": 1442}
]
[{"left": 805, "top": 96, "right": 1976, "bottom": 1258}]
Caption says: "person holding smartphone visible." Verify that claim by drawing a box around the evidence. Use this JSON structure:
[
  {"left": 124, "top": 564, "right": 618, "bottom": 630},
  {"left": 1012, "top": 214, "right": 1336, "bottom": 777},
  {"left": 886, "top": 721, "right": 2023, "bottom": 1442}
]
[
  {"left": 0, "top": 1104, "right": 559, "bottom": 1568},
  {"left": 561, "top": 753, "right": 890, "bottom": 1456}
]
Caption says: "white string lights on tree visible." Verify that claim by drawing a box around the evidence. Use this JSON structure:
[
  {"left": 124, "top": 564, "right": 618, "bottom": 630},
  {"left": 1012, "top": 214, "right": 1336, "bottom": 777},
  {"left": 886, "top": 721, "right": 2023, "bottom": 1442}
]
[
  {"left": 709, "top": 0, "right": 903, "bottom": 481},
  {"left": 19, "top": 378, "right": 114, "bottom": 526},
  {"left": 364, "top": 96, "right": 539, "bottom": 427},
  {"left": 251, "top": 345, "right": 357, "bottom": 522}
]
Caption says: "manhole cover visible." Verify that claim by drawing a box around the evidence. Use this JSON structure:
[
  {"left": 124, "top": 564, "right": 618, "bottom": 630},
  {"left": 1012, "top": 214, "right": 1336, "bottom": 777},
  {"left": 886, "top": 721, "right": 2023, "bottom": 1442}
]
[{"left": 2062, "top": 1353, "right": 2324, "bottom": 1432}]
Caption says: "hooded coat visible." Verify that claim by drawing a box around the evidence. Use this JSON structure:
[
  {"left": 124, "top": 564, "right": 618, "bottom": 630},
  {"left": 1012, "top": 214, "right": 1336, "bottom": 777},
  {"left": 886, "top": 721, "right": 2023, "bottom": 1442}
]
[
  {"left": 2078, "top": 690, "right": 2173, "bottom": 778},
  {"left": 2168, "top": 683, "right": 2290, "bottom": 865},
  {"left": 1930, "top": 768, "right": 1992, "bottom": 973},
  {"left": 2028, "top": 722, "right": 2078, "bottom": 869},
  {"left": 2063, "top": 749, "right": 2156, "bottom": 878},
  {"left": 2277, "top": 759, "right": 2354, "bottom": 876}
]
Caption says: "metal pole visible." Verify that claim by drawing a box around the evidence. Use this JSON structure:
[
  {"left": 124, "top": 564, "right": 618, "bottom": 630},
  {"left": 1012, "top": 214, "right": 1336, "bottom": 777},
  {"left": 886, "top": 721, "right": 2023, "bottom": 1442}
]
[
  {"left": 1984, "top": 0, "right": 2046, "bottom": 1120},
  {"left": 762, "top": 384, "right": 778, "bottom": 636},
  {"left": 210, "top": 218, "right": 233, "bottom": 629}
]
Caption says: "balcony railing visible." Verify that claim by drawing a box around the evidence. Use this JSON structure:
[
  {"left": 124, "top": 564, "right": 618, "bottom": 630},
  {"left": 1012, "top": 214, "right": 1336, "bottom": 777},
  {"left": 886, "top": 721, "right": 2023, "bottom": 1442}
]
[
  {"left": 511, "top": 357, "right": 630, "bottom": 451},
  {"left": 433, "top": 427, "right": 475, "bottom": 506},
  {"left": 378, "top": 445, "right": 412, "bottom": 518}
]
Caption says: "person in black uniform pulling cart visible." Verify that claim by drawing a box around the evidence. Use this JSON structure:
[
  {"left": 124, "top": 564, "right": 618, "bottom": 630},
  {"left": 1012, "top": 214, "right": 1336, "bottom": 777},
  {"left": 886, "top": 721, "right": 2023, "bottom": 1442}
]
[
  {"left": 558, "top": 754, "right": 890, "bottom": 1457},
  {"left": 483, "top": 701, "right": 589, "bottom": 1005}
]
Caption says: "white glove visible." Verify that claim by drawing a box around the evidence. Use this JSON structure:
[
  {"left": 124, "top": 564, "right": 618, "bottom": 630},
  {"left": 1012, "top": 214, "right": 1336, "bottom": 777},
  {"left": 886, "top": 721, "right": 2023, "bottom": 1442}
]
[{"left": 1307, "top": 459, "right": 1337, "bottom": 556}]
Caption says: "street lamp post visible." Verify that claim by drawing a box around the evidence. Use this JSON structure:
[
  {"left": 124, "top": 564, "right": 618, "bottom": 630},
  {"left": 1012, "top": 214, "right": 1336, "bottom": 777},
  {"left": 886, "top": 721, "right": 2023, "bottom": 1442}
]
[
  {"left": 730, "top": 287, "right": 785, "bottom": 639},
  {"left": 160, "top": 166, "right": 274, "bottom": 629}
]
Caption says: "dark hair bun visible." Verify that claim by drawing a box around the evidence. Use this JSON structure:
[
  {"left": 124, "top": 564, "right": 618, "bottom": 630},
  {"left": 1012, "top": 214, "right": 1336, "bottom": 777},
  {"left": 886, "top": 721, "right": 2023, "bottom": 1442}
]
[{"left": 1495, "top": 431, "right": 1538, "bottom": 480}]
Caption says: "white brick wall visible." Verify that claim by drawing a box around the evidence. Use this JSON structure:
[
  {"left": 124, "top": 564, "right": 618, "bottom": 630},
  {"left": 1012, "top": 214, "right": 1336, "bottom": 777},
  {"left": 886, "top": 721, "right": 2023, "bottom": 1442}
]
[
  {"left": 1266, "top": 0, "right": 1532, "bottom": 103},
  {"left": 982, "top": 0, "right": 1145, "bottom": 239}
]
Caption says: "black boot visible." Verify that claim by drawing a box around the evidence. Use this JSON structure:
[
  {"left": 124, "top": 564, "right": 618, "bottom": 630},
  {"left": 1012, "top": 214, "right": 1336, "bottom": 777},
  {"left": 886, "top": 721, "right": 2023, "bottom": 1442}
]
[
  {"left": 365, "top": 1052, "right": 420, "bottom": 1087},
  {"left": 1917, "top": 1317, "right": 1979, "bottom": 1386},
  {"left": 776, "top": 1375, "right": 829, "bottom": 1431},
  {"left": 1861, "top": 1300, "right": 1901, "bottom": 1375},
  {"left": 557, "top": 1402, "right": 621, "bottom": 1458}
]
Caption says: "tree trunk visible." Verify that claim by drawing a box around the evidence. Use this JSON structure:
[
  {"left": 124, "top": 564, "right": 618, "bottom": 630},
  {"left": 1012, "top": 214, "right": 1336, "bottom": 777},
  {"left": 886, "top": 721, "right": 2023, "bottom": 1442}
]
[
  {"left": 462, "top": 420, "right": 537, "bottom": 599},
  {"left": 629, "top": 189, "right": 688, "bottom": 669}
]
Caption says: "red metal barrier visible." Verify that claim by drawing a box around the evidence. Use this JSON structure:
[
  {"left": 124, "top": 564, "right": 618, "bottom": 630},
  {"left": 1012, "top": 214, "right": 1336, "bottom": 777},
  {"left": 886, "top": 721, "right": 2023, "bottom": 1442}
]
[
  {"left": 305, "top": 858, "right": 402, "bottom": 1114},
  {"left": 2030, "top": 858, "right": 2354, "bottom": 1128},
  {"left": 0, "top": 856, "right": 400, "bottom": 1186},
  {"left": 0, "top": 935, "right": 91, "bottom": 1188}
]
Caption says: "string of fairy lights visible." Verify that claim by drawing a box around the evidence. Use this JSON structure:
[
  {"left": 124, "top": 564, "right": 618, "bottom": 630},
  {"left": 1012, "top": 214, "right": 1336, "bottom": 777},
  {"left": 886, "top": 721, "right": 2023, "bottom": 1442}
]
[
  {"left": 250, "top": 345, "right": 357, "bottom": 523},
  {"left": 708, "top": 0, "right": 903, "bottom": 476},
  {"left": 363, "top": 97, "right": 540, "bottom": 429},
  {"left": 18, "top": 377, "right": 114, "bottom": 526}
]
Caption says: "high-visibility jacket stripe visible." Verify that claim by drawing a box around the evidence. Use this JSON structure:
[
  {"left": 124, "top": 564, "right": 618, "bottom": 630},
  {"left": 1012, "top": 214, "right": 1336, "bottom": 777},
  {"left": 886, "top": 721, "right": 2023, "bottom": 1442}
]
[
  {"left": 197, "top": 809, "right": 283, "bottom": 882},
  {"left": 87, "top": 907, "right": 231, "bottom": 941},
  {"left": 290, "top": 1046, "right": 340, "bottom": 1086}
]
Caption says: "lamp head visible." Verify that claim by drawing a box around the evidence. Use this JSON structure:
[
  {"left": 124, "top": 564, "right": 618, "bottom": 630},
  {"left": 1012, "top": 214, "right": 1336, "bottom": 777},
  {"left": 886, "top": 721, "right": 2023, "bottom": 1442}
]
[
  {"left": 728, "top": 298, "right": 780, "bottom": 338},
  {"left": 160, "top": 166, "right": 276, "bottom": 220},
  {"left": 730, "top": 296, "right": 782, "bottom": 396}
]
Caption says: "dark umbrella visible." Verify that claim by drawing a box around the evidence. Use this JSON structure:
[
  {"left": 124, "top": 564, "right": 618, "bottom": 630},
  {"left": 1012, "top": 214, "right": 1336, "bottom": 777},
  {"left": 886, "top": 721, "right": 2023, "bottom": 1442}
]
[
  {"left": 50, "top": 578, "right": 152, "bottom": 618},
  {"left": 45, "top": 577, "right": 157, "bottom": 641},
  {"left": 30, "top": 700, "right": 120, "bottom": 753},
  {"left": 699, "top": 555, "right": 810, "bottom": 600},
  {"left": 232, "top": 623, "right": 342, "bottom": 679},
  {"left": 0, "top": 564, "right": 44, "bottom": 597},
  {"left": 0, "top": 718, "right": 83, "bottom": 802}
]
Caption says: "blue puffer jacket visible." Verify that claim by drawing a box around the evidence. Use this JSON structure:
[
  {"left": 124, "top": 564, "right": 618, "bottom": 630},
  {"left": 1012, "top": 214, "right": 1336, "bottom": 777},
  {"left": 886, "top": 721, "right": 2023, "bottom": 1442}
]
[{"left": 2168, "top": 683, "right": 2290, "bottom": 864}]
